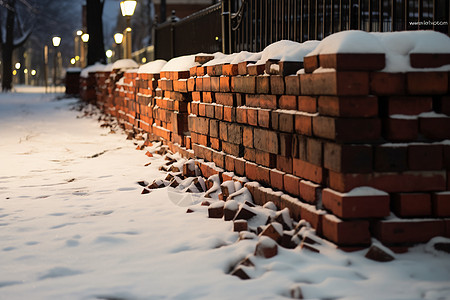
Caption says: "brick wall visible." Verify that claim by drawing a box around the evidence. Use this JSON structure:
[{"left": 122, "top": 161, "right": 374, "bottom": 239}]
[{"left": 81, "top": 52, "right": 450, "bottom": 251}]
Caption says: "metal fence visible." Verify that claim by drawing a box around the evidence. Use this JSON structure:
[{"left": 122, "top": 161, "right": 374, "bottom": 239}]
[
  {"left": 154, "top": 4, "right": 222, "bottom": 60},
  {"left": 155, "top": 0, "right": 450, "bottom": 59}
]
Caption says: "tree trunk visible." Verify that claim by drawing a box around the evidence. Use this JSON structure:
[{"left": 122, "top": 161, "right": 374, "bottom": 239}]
[
  {"left": 2, "top": 0, "right": 16, "bottom": 91},
  {"left": 86, "top": 0, "right": 106, "bottom": 66}
]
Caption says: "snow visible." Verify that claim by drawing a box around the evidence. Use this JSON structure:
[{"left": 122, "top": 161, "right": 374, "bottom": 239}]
[
  {"left": 1, "top": 87, "right": 450, "bottom": 299},
  {"left": 80, "top": 63, "right": 106, "bottom": 78},
  {"left": 307, "top": 30, "right": 450, "bottom": 72},
  {"left": 111, "top": 59, "right": 139, "bottom": 71},
  {"left": 256, "top": 40, "right": 320, "bottom": 65},
  {"left": 137, "top": 59, "right": 167, "bottom": 74},
  {"left": 160, "top": 54, "right": 202, "bottom": 72}
]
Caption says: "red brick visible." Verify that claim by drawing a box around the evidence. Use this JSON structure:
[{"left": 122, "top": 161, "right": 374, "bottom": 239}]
[
  {"left": 210, "top": 137, "right": 221, "bottom": 150},
  {"left": 318, "top": 95, "right": 377, "bottom": 117},
  {"left": 205, "top": 104, "right": 215, "bottom": 118},
  {"left": 254, "top": 128, "right": 278, "bottom": 154},
  {"left": 245, "top": 161, "right": 258, "bottom": 181},
  {"left": 219, "top": 121, "right": 228, "bottom": 141},
  {"left": 237, "top": 61, "right": 249, "bottom": 75},
  {"left": 297, "top": 96, "right": 317, "bottom": 113},
  {"left": 373, "top": 220, "right": 445, "bottom": 244},
  {"left": 270, "top": 75, "right": 285, "bottom": 94},
  {"left": 202, "top": 77, "right": 211, "bottom": 91},
  {"left": 219, "top": 76, "right": 230, "bottom": 92},
  {"left": 255, "top": 150, "right": 277, "bottom": 168},
  {"left": 223, "top": 106, "right": 236, "bottom": 122},
  {"left": 210, "top": 76, "right": 220, "bottom": 92},
  {"left": 374, "top": 145, "right": 408, "bottom": 172},
  {"left": 256, "top": 76, "right": 270, "bottom": 94},
  {"left": 303, "top": 55, "right": 319, "bottom": 73},
  {"left": 294, "top": 113, "right": 313, "bottom": 135},
  {"left": 441, "top": 96, "right": 450, "bottom": 115},
  {"left": 215, "top": 93, "right": 235, "bottom": 106},
  {"left": 247, "top": 64, "right": 265, "bottom": 75},
  {"left": 242, "top": 126, "right": 253, "bottom": 148},
  {"left": 329, "top": 170, "right": 447, "bottom": 193},
  {"left": 383, "top": 118, "right": 418, "bottom": 142},
  {"left": 232, "top": 76, "right": 256, "bottom": 94},
  {"left": 277, "top": 155, "right": 293, "bottom": 174},
  {"left": 234, "top": 157, "right": 246, "bottom": 176},
  {"left": 278, "top": 95, "right": 297, "bottom": 110},
  {"left": 285, "top": 75, "right": 301, "bottom": 95},
  {"left": 244, "top": 147, "right": 256, "bottom": 162},
  {"left": 259, "top": 94, "right": 278, "bottom": 109},
  {"left": 300, "top": 71, "right": 369, "bottom": 96},
  {"left": 187, "top": 78, "right": 196, "bottom": 91},
  {"left": 391, "top": 193, "right": 432, "bottom": 217},
  {"left": 236, "top": 107, "right": 248, "bottom": 124},
  {"left": 195, "top": 77, "right": 203, "bottom": 91},
  {"left": 387, "top": 96, "right": 432, "bottom": 115},
  {"left": 278, "top": 111, "right": 295, "bottom": 133},
  {"left": 284, "top": 174, "right": 301, "bottom": 197},
  {"left": 410, "top": 53, "right": 450, "bottom": 69},
  {"left": 322, "top": 188, "right": 390, "bottom": 219},
  {"left": 198, "top": 103, "right": 206, "bottom": 116},
  {"left": 293, "top": 158, "right": 324, "bottom": 184},
  {"left": 209, "top": 119, "right": 219, "bottom": 138},
  {"left": 444, "top": 144, "right": 450, "bottom": 169},
  {"left": 224, "top": 155, "right": 235, "bottom": 172},
  {"left": 432, "top": 192, "right": 450, "bottom": 217},
  {"left": 279, "top": 133, "right": 293, "bottom": 157},
  {"left": 407, "top": 72, "right": 448, "bottom": 95},
  {"left": 306, "top": 137, "right": 323, "bottom": 167},
  {"left": 313, "top": 116, "right": 381, "bottom": 143},
  {"left": 246, "top": 94, "right": 260, "bottom": 107},
  {"left": 222, "top": 64, "right": 239, "bottom": 76},
  {"left": 419, "top": 116, "right": 450, "bottom": 140},
  {"left": 257, "top": 165, "right": 271, "bottom": 186},
  {"left": 227, "top": 123, "right": 243, "bottom": 144},
  {"left": 293, "top": 135, "right": 307, "bottom": 161},
  {"left": 299, "top": 180, "right": 321, "bottom": 204},
  {"left": 324, "top": 143, "right": 372, "bottom": 173},
  {"left": 215, "top": 104, "right": 223, "bottom": 120},
  {"left": 270, "top": 169, "right": 285, "bottom": 191},
  {"left": 192, "top": 91, "right": 202, "bottom": 102},
  {"left": 258, "top": 109, "right": 271, "bottom": 128},
  {"left": 320, "top": 53, "right": 385, "bottom": 71},
  {"left": 222, "top": 141, "right": 242, "bottom": 157},
  {"left": 408, "top": 144, "right": 443, "bottom": 170},
  {"left": 213, "top": 150, "right": 225, "bottom": 168},
  {"left": 247, "top": 107, "right": 258, "bottom": 126},
  {"left": 322, "top": 214, "right": 371, "bottom": 246}
]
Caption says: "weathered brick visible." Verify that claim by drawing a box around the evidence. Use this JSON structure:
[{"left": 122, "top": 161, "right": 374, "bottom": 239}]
[
  {"left": 432, "top": 192, "right": 450, "bottom": 217},
  {"left": 293, "top": 158, "right": 324, "bottom": 184},
  {"left": 278, "top": 111, "right": 295, "bottom": 133},
  {"left": 219, "top": 76, "right": 231, "bottom": 92},
  {"left": 300, "top": 71, "right": 369, "bottom": 96},
  {"left": 303, "top": 55, "right": 319, "bottom": 73},
  {"left": 255, "top": 149, "right": 277, "bottom": 168},
  {"left": 222, "top": 64, "right": 239, "bottom": 76},
  {"left": 419, "top": 116, "right": 450, "bottom": 140},
  {"left": 210, "top": 76, "right": 220, "bottom": 92},
  {"left": 256, "top": 75, "right": 270, "bottom": 94},
  {"left": 223, "top": 106, "right": 236, "bottom": 122},
  {"left": 244, "top": 147, "right": 256, "bottom": 162},
  {"left": 258, "top": 109, "right": 271, "bottom": 128},
  {"left": 313, "top": 116, "right": 381, "bottom": 143},
  {"left": 247, "top": 107, "right": 258, "bottom": 126},
  {"left": 322, "top": 188, "right": 390, "bottom": 219},
  {"left": 236, "top": 107, "right": 248, "bottom": 124},
  {"left": 408, "top": 144, "right": 443, "bottom": 170},
  {"left": 369, "top": 72, "right": 406, "bottom": 95},
  {"left": 245, "top": 161, "right": 259, "bottom": 181},
  {"left": 387, "top": 96, "right": 432, "bottom": 115},
  {"left": 318, "top": 95, "right": 378, "bottom": 117},
  {"left": 277, "top": 155, "right": 293, "bottom": 174},
  {"left": 407, "top": 72, "right": 448, "bottom": 95},
  {"left": 270, "top": 169, "right": 285, "bottom": 191},
  {"left": 298, "top": 96, "right": 317, "bottom": 113},
  {"left": 322, "top": 214, "right": 371, "bottom": 246},
  {"left": 284, "top": 174, "right": 301, "bottom": 197},
  {"left": 299, "top": 180, "right": 321, "bottom": 204},
  {"left": 285, "top": 75, "right": 301, "bottom": 95},
  {"left": 216, "top": 93, "right": 235, "bottom": 106},
  {"left": 254, "top": 128, "right": 278, "bottom": 154},
  {"left": 324, "top": 143, "right": 372, "bottom": 173},
  {"left": 279, "top": 133, "right": 293, "bottom": 157},
  {"left": 259, "top": 94, "right": 278, "bottom": 109},
  {"left": 329, "top": 170, "right": 447, "bottom": 193},
  {"left": 227, "top": 123, "right": 243, "bottom": 144},
  {"left": 215, "top": 104, "right": 224, "bottom": 120},
  {"left": 294, "top": 113, "right": 313, "bottom": 136},
  {"left": 270, "top": 75, "right": 285, "bottom": 95},
  {"left": 232, "top": 76, "right": 256, "bottom": 94},
  {"left": 247, "top": 64, "right": 265, "bottom": 75},
  {"left": 383, "top": 117, "right": 418, "bottom": 142},
  {"left": 242, "top": 126, "right": 253, "bottom": 148},
  {"left": 374, "top": 144, "right": 408, "bottom": 172},
  {"left": 391, "top": 193, "right": 432, "bottom": 217},
  {"left": 373, "top": 220, "right": 445, "bottom": 244},
  {"left": 222, "top": 141, "right": 242, "bottom": 157},
  {"left": 319, "top": 53, "right": 385, "bottom": 71},
  {"left": 410, "top": 53, "right": 450, "bottom": 69}
]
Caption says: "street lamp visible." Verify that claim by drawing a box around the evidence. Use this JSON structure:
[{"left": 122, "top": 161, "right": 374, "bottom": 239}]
[
  {"left": 114, "top": 33, "right": 124, "bottom": 60},
  {"left": 52, "top": 36, "right": 61, "bottom": 90},
  {"left": 80, "top": 33, "right": 89, "bottom": 68},
  {"left": 120, "top": 0, "right": 137, "bottom": 59}
]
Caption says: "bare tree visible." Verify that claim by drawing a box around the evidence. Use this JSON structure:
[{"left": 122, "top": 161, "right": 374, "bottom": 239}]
[{"left": 86, "top": 0, "right": 106, "bottom": 66}]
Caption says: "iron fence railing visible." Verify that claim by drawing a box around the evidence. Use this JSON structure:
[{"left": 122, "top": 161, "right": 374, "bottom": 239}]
[{"left": 154, "top": 0, "right": 449, "bottom": 60}]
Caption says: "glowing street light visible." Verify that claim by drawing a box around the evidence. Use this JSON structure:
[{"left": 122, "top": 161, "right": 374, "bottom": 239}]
[
  {"left": 70, "top": 58, "right": 76, "bottom": 65},
  {"left": 15, "top": 62, "right": 21, "bottom": 69},
  {"left": 106, "top": 50, "right": 113, "bottom": 58},
  {"left": 52, "top": 36, "right": 61, "bottom": 47},
  {"left": 114, "top": 33, "right": 124, "bottom": 44},
  {"left": 76, "top": 30, "right": 83, "bottom": 36},
  {"left": 120, "top": 0, "right": 137, "bottom": 59},
  {"left": 81, "top": 33, "right": 89, "bottom": 43}
]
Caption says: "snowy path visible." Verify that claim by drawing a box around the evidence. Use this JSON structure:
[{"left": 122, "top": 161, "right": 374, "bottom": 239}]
[{"left": 1, "top": 89, "right": 450, "bottom": 300}]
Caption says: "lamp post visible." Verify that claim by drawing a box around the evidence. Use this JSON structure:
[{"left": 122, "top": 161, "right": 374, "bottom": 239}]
[
  {"left": 75, "top": 30, "right": 83, "bottom": 67},
  {"left": 120, "top": 0, "right": 137, "bottom": 59},
  {"left": 81, "top": 33, "right": 89, "bottom": 68},
  {"left": 114, "top": 32, "right": 124, "bottom": 60},
  {"left": 52, "top": 36, "right": 61, "bottom": 90}
]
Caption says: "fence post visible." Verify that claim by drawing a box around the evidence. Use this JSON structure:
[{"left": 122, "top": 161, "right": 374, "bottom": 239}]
[{"left": 222, "top": 0, "right": 231, "bottom": 53}]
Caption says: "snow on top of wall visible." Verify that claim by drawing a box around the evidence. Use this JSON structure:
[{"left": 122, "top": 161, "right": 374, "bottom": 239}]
[
  {"left": 202, "top": 51, "right": 262, "bottom": 66},
  {"left": 256, "top": 40, "right": 320, "bottom": 64},
  {"left": 160, "top": 54, "right": 202, "bottom": 72},
  {"left": 112, "top": 59, "right": 139, "bottom": 70},
  {"left": 80, "top": 63, "right": 106, "bottom": 78},
  {"left": 307, "top": 30, "right": 450, "bottom": 72},
  {"left": 138, "top": 59, "right": 167, "bottom": 74},
  {"left": 103, "top": 64, "right": 114, "bottom": 72},
  {"left": 66, "top": 67, "right": 82, "bottom": 73},
  {"left": 325, "top": 186, "right": 389, "bottom": 197}
]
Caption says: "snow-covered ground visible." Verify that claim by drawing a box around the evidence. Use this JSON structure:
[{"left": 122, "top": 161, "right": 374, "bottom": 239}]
[{"left": 1, "top": 87, "right": 450, "bottom": 300}]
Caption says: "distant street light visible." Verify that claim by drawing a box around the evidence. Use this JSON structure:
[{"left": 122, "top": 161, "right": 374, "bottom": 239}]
[
  {"left": 52, "top": 36, "right": 61, "bottom": 47},
  {"left": 15, "top": 62, "right": 21, "bottom": 69},
  {"left": 81, "top": 33, "right": 89, "bottom": 43},
  {"left": 114, "top": 33, "right": 124, "bottom": 44},
  {"left": 52, "top": 36, "right": 61, "bottom": 90},
  {"left": 120, "top": 0, "right": 137, "bottom": 59}
]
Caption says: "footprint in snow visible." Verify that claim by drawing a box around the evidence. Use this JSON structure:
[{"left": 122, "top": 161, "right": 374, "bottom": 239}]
[{"left": 38, "top": 267, "right": 82, "bottom": 280}]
